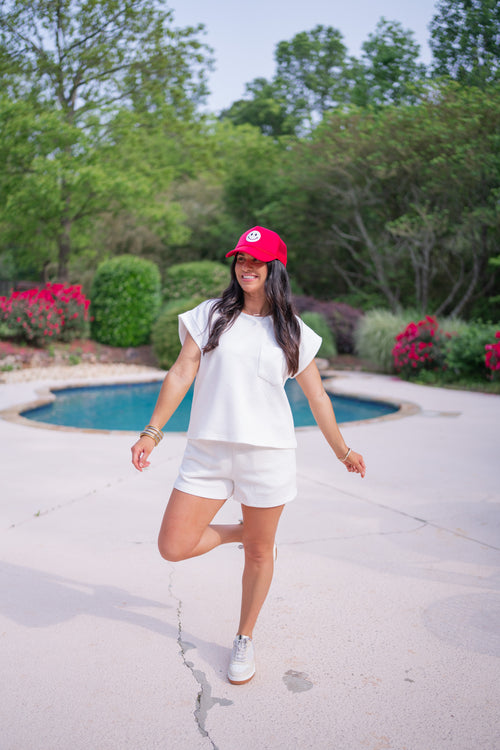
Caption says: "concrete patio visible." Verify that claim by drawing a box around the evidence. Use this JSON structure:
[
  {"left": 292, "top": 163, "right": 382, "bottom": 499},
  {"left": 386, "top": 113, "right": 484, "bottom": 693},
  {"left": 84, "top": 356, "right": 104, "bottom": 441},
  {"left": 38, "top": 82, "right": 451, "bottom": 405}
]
[{"left": 0, "top": 368, "right": 499, "bottom": 750}]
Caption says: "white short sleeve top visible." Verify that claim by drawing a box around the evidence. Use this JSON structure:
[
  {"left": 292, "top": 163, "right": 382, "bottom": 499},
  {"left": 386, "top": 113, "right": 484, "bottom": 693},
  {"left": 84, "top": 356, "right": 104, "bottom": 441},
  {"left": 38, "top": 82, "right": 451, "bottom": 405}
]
[{"left": 178, "top": 299, "right": 322, "bottom": 448}]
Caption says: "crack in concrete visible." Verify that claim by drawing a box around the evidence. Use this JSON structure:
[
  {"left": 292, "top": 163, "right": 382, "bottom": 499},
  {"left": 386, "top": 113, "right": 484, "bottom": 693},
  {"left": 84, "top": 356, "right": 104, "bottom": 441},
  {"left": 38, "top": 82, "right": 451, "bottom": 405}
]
[
  {"left": 7, "top": 486, "right": 104, "bottom": 530},
  {"left": 6, "top": 476, "right": 129, "bottom": 530},
  {"left": 168, "top": 568, "right": 232, "bottom": 749},
  {"left": 286, "top": 522, "right": 429, "bottom": 547},
  {"left": 6, "top": 459, "right": 182, "bottom": 531},
  {"left": 298, "top": 474, "right": 500, "bottom": 552}
]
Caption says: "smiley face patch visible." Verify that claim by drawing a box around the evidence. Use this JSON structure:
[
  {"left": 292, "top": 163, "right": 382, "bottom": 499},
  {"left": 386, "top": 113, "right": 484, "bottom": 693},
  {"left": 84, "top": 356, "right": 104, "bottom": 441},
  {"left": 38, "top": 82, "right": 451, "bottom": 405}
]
[{"left": 246, "top": 230, "right": 261, "bottom": 242}]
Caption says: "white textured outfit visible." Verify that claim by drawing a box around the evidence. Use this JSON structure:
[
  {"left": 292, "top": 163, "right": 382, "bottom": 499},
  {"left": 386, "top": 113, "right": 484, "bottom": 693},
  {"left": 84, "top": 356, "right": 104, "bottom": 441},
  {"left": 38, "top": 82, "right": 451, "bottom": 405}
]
[{"left": 174, "top": 299, "right": 322, "bottom": 507}]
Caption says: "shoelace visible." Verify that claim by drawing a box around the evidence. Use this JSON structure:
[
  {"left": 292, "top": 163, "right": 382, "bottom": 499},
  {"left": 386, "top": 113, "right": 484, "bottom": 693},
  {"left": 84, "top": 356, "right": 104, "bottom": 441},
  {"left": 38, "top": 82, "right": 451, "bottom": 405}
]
[{"left": 232, "top": 637, "right": 250, "bottom": 663}]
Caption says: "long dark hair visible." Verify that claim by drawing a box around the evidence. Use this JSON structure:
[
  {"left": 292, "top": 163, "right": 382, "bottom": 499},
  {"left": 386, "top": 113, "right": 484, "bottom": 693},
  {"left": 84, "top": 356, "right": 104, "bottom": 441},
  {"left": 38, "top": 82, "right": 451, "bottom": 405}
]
[{"left": 203, "top": 257, "right": 301, "bottom": 376}]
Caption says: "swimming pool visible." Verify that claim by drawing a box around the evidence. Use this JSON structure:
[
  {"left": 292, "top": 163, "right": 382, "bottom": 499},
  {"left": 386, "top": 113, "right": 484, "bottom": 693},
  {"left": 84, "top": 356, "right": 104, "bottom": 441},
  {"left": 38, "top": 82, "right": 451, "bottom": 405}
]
[{"left": 21, "top": 379, "right": 398, "bottom": 431}]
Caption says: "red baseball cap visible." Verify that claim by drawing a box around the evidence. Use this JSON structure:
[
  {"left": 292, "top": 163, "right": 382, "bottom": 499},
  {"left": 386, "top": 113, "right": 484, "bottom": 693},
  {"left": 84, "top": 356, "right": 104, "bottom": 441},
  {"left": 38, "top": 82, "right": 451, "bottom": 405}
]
[{"left": 225, "top": 226, "right": 287, "bottom": 266}]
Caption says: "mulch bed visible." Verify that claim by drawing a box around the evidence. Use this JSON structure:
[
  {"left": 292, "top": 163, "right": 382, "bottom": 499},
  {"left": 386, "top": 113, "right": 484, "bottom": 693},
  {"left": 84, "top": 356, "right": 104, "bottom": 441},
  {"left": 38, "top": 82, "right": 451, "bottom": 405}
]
[
  {"left": 0, "top": 338, "right": 377, "bottom": 373},
  {"left": 0, "top": 339, "right": 160, "bottom": 370}
]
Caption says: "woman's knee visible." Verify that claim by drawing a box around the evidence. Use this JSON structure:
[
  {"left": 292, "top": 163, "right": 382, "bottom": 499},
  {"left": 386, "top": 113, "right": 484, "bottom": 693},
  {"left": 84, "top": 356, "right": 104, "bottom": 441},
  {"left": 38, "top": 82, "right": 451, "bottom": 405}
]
[
  {"left": 242, "top": 540, "right": 275, "bottom": 565},
  {"left": 158, "top": 531, "right": 194, "bottom": 562}
]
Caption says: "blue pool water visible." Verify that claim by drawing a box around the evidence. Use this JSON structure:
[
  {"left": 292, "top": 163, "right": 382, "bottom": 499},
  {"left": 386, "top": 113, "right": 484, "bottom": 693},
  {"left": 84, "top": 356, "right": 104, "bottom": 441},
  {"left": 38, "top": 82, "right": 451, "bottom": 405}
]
[{"left": 21, "top": 379, "right": 397, "bottom": 431}]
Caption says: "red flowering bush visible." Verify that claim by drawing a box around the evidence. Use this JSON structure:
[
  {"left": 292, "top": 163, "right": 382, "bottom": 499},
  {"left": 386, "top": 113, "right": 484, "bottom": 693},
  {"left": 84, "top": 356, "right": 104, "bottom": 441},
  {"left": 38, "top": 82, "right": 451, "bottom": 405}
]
[
  {"left": 45, "top": 283, "right": 91, "bottom": 341},
  {"left": 485, "top": 331, "right": 500, "bottom": 380},
  {"left": 0, "top": 284, "right": 90, "bottom": 346},
  {"left": 392, "top": 315, "right": 449, "bottom": 378}
]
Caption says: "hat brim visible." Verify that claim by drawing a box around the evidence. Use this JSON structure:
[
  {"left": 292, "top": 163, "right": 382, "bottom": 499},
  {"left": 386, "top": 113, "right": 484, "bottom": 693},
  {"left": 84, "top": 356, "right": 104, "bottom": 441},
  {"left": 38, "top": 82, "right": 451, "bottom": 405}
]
[{"left": 225, "top": 246, "right": 275, "bottom": 263}]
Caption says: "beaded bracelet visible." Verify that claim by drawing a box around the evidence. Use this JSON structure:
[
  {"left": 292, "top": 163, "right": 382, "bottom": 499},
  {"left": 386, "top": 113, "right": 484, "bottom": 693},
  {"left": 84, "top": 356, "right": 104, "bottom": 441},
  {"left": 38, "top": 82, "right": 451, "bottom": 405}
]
[
  {"left": 140, "top": 424, "right": 164, "bottom": 447},
  {"left": 339, "top": 447, "right": 352, "bottom": 462}
]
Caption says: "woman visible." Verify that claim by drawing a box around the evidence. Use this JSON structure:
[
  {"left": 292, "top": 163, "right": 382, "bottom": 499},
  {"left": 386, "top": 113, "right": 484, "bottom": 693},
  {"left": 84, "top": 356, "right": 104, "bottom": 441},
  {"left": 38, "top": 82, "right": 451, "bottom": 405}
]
[{"left": 131, "top": 226, "right": 365, "bottom": 685}]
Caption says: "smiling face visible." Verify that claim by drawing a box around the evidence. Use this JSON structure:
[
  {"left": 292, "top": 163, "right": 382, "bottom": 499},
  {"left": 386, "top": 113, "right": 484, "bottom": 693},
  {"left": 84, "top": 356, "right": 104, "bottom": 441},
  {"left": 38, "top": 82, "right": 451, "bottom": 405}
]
[{"left": 235, "top": 252, "right": 268, "bottom": 296}]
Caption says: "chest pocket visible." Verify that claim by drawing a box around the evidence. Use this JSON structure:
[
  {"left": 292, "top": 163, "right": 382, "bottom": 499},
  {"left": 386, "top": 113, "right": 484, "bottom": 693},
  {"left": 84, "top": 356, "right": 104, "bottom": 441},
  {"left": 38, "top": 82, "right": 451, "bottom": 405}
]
[{"left": 258, "top": 342, "right": 286, "bottom": 386}]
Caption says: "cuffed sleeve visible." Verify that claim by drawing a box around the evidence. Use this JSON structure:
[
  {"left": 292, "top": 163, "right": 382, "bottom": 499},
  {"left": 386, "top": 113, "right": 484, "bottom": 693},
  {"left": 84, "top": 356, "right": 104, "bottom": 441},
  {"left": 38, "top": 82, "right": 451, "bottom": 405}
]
[{"left": 178, "top": 299, "right": 216, "bottom": 350}]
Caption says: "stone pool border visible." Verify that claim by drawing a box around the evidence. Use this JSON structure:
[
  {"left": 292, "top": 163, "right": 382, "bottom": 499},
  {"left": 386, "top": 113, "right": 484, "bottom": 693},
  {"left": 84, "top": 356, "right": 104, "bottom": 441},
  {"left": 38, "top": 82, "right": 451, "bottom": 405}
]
[{"left": 0, "top": 366, "right": 419, "bottom": 435}]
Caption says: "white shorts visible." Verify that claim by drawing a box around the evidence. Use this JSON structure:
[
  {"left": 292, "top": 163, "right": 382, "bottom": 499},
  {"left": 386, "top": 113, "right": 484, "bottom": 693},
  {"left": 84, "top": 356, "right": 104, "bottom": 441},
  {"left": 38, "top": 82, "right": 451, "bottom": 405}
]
[{"left": 174, "top": 439, "right": 297, "bottom": 508}]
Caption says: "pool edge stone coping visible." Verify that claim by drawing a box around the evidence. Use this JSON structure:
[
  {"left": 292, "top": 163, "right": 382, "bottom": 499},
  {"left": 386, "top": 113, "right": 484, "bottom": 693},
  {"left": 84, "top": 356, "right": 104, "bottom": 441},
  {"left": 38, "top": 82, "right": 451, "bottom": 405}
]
[{"left": 0, "top": 364, "right": 419, "bottom": 435}]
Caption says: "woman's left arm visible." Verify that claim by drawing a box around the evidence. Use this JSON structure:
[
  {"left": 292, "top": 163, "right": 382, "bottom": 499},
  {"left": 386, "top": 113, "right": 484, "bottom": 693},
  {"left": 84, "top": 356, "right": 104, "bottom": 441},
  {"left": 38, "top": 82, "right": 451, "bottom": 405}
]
[{"left": 295, "top": 360, "right": 366, "bottom": 478}]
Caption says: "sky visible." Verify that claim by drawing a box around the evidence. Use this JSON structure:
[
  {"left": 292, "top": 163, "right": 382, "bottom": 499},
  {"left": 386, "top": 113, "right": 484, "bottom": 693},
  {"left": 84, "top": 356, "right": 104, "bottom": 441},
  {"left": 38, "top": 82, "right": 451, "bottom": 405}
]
[{"left": 171, "top": 0, "right": 440, "bottom": 113}]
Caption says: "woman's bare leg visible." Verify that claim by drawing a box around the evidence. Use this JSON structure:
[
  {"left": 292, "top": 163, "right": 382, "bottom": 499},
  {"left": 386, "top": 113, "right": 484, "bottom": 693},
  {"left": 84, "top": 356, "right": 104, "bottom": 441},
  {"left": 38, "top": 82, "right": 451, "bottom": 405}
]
[
  {"left": 237, "top": 503, "right": 285, "bottom": 638},
  {"left": 158, "top": 488, "right": 243, "bottom": 562}
]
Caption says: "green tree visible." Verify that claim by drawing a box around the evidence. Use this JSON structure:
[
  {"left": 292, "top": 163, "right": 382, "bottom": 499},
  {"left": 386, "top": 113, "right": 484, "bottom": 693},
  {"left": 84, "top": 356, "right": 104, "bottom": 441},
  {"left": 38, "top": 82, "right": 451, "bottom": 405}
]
[
  {"left": 352, "top": 18, "right": 427, "bottom": 106},
  {"left": 430, "top": 0, "right": 500, "bottom": 86},
  {"left": 0, "top": 0, "right": 211, "bottom": 119},
  {"left": 274, "top": 25, "right": 351, "bottom": 130},
  {"left": 262, "top": 82, "right": 500, "bottom": 315},
  {"left": 220, "top": 19, "right": 429, "bottom": 136},
  {"left": 0, "top": 0, "right": 212, "bottom": 280},
  {"left": 0, "top": 95, "right": 201, "bottom": 283},
  {"left": 220, "top": 78, "right": 299, "bottom": 137},
  {"left": 0, "top": 98, "right": 60, "bottom": 278},
  {"left": 208, "top": 121, "right": 287, "bottom": 230}
]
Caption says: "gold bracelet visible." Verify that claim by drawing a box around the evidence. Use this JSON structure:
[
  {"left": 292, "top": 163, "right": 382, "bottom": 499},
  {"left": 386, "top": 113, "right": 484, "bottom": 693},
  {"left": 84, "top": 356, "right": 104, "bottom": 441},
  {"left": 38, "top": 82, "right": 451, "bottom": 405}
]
[
  {"left": 339, "top": 447, "right": 352, "bottom": 462},
  {"left": 146, "top": 424, "right": 163, "bottom": 439},
  {"left": 143, "top": 426, "right": 163, "bottom": 441},
  {"left": 140, "top": 424, "right": 164, "bottom": 446}
]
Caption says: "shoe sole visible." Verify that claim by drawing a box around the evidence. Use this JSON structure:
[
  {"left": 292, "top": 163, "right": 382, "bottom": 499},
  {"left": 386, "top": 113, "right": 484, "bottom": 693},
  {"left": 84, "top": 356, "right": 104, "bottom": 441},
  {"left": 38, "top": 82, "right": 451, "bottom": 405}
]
[{"left": 228, "top": 671, "right": 256, "bottom": 685}]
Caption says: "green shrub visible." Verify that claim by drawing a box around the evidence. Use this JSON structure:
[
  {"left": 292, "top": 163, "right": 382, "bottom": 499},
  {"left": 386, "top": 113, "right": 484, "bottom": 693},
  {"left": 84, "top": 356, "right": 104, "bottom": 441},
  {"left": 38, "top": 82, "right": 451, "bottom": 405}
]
[
  {"left": 354, "top": 309, "right": 416, "bottom": 372},
  {"left": 301, "top": 311, "right": 337, "bottom": 358},
  {"left": 439, "top": 318, "right": 470, "bottom": 338},
  {"left": 163, "top": 261, "right": 230, "bottom": 304},
  {"left": 444, "top": 321, "right": 499, "bottom": 379},
  {"left": 0, "top": 320, "right": 14, "bottom": 339},
  {"left": 294, "top": 296, "right": 362, "bottom": 353},
  {"left": 152, "top": 297, "right": 205, "bottom": 369},
  {"left": 90, "top": 255, "right": 161, "bottom": 347},
  {"left": 355, "top": 310, "right": 471, "bottom": 375}
]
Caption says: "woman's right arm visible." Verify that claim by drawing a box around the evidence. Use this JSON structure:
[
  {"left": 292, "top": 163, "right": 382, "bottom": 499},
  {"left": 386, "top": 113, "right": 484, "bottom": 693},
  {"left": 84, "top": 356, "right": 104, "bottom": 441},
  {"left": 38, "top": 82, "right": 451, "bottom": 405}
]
[{"left": 131, "top": 332, "right": 201, "bottom": 471}]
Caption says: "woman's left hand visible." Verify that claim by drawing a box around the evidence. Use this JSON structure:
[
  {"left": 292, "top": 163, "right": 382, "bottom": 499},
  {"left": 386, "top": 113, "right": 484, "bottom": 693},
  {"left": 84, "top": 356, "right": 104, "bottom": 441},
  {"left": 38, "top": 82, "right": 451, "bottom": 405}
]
[
  {"left": 343, "top": 450, "right": 366, "bottom": 478},
  {"left": 295, "top": 363, "right": 366, "bottom": 479}
]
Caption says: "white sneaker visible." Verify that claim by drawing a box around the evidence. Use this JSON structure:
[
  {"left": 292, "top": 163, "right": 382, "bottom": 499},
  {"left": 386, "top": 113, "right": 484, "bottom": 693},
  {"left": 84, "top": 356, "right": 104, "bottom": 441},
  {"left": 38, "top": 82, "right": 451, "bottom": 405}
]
[{"left": 227, "top": 635, "right": 255, "bottom": 684}]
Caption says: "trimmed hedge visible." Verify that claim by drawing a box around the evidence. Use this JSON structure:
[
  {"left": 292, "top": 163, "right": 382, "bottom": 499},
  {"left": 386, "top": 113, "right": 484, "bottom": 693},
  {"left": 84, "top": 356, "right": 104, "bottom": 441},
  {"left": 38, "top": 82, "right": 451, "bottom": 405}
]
[
  {"left": 301, "top": 311, "right": 337, "bottom": 358},
  {"left": 163, "top": 261, "right": 230, "bottom": 304},
  {"left": 90, "top": 255, "right": 161, "bottom": 347},
  {"left": 152, "top": 297, "right": 205, "bottom": 369}
]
